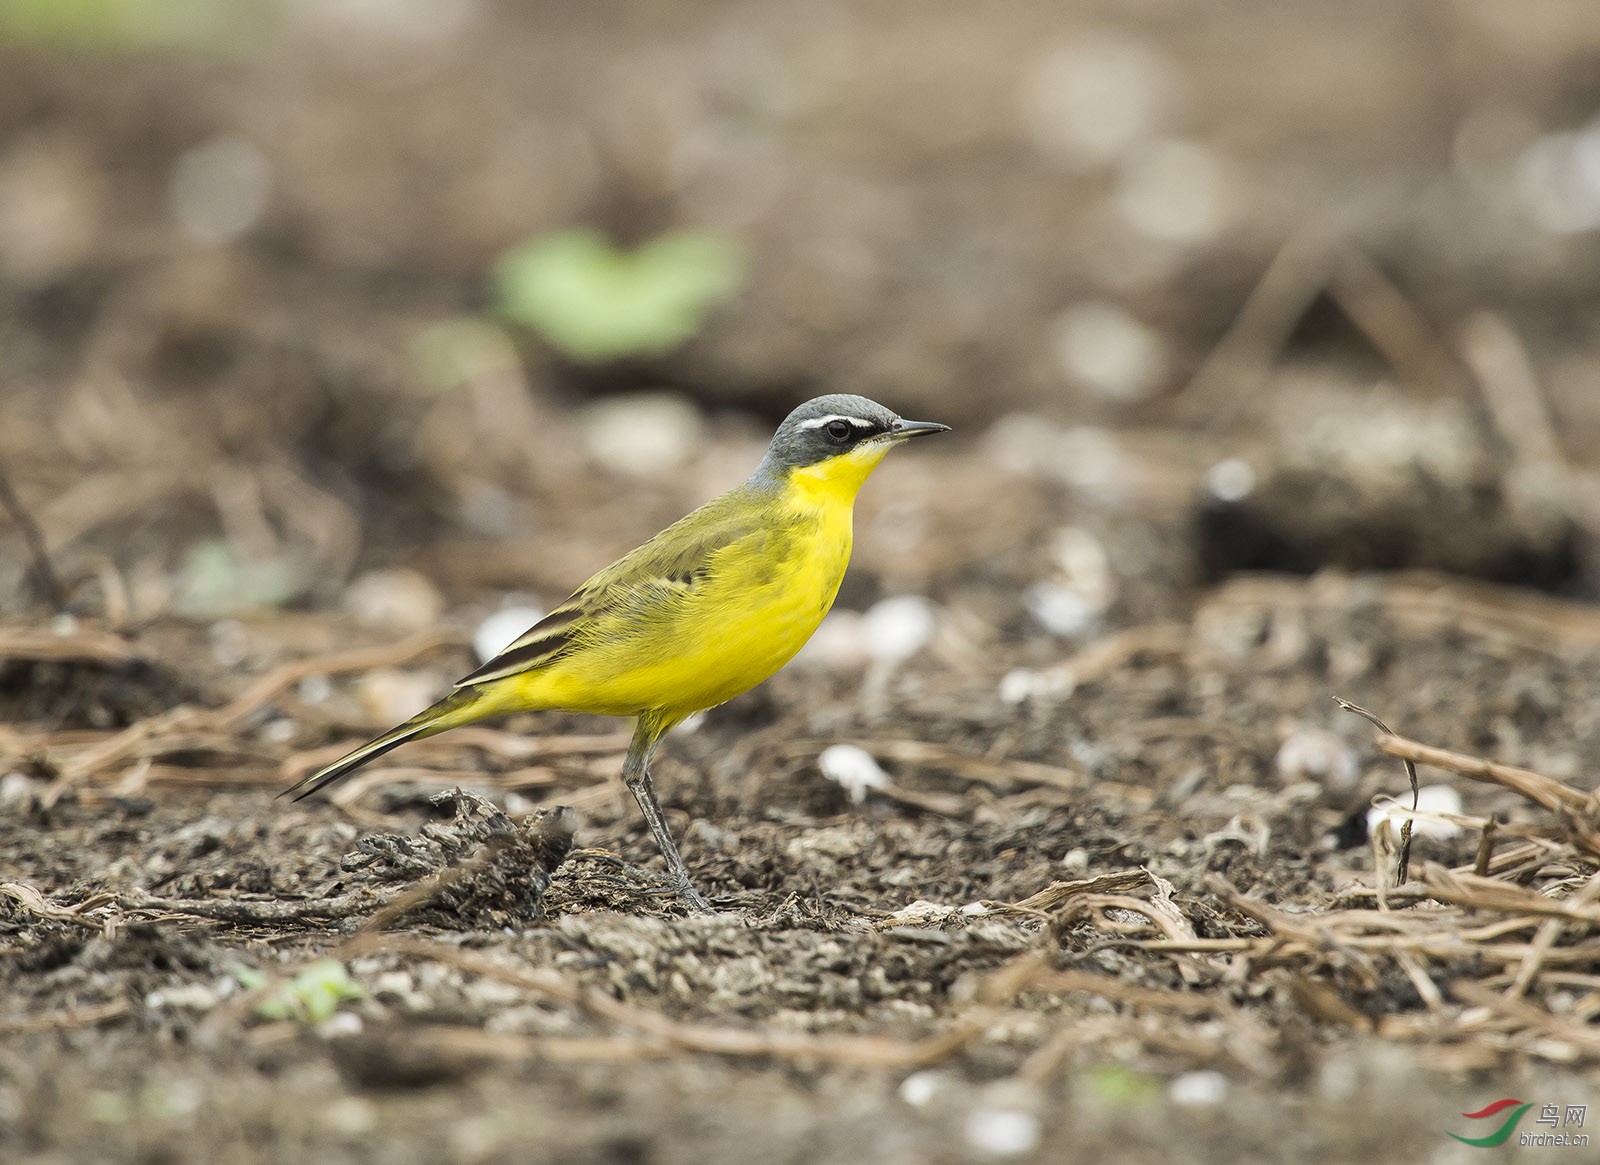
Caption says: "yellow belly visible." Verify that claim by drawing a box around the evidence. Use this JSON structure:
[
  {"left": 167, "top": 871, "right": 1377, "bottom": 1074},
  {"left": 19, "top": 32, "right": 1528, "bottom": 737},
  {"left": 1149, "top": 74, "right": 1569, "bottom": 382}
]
[{"left": 500, "top": 502, "right": 852, "bottom": 723}]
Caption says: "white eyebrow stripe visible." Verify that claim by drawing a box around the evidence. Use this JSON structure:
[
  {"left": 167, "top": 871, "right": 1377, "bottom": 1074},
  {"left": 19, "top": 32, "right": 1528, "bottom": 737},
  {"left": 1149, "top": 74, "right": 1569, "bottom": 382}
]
[{"left": 796, "top": 414, "right": 878, "bottom": 431}]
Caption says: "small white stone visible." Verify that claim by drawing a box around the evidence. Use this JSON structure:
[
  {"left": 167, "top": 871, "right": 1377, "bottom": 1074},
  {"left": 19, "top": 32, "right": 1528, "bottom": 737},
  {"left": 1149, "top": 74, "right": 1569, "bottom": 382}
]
[
  {"left": 888, "top": 900, "right": 953, "bottom": 923},
  {"left": 1024, "top": 526, "right": 1115, "bottom": 637},
  {"left": 319, "top": 1096, "right": 378, "bottom": 1137},
  {"left": 899, "top": 1070, "right": 945, "bottom": 1108},
  {"left": 474, "top": 604, "right": 545, "bottom": 664},
  {"left": 0, "top": 771, "right": 36, "bottom": 810},
  {"left": 817, "top": 744, "right": 889, "bottom": 804},
  {"left": 861, "top": 595, "right": 937, "bottom": 663},
  {"left": 792, "top": 610, "right": 869, "bottom": 671},
  {"left": 370, "top": 971, "right": 414, "bottom": 999},
  {"left": 1051, "top": 300, "right": 1166, "bottom": 402},
  {"left": 208, "top": 619, "right": 250, "bottom": 667},
  {"left": 1116, "top": 138, "right": 1234, "bottom": 244},
  {"left": 1169, "top": 1069, "right": 1229, "bottom": 1108},
  {"left": 1017, "top": 32, "right": 1174, "bottom": 167},
  {"left": 578, "top": 393, "right": 707, "bottom": 478},
  {"left": 168, "top": 134, "right": 272, "bottom": 244},
  {"left": 999, "top": 668, "right": 1037, "bottom": 705},
  {"left": 1516, "top": 122, "right": 1600, "bottom": 235},
  {"left": 316, "top": 1011, "right": 364, "bottom": 1038},
  {"left": 1413, "top": 784, "right": 1465, "bottom": 838},
  {"left": 1274, "top": 729, "right": 1358, "bottom": 793},
  {"left": 1367, "top": 784, "right": 1464, "bottom": 842},
  {"left": 343, "top": 568, "right": 444, "bottom": 634},
  {"left": 964, "top": 1106, "right": 1041, "bottom": 1157},
  {"left": 1024, "top": 581, "right": 1097, "bottom": 637},
  {"left": 297, "top": 674, "right": 332, "bottom": 706},
  {"left": 1205, "top": 458, "right": 1256, "bottom": 502},
  {"left": 357, "top": 668, "right": 437, "bottom": 725},
  {"left": 958, "top": 901, "right": 990, "bottom": 916},
  {"left": 144, "top": 984, "right": 220, "bottom": 1012}
]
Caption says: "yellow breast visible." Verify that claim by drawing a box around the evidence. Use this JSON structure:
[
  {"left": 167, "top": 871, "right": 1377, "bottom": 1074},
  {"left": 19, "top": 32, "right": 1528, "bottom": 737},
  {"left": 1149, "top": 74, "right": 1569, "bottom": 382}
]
[{"left": 504, "top": 448, "right": 884, "bottom": 723}]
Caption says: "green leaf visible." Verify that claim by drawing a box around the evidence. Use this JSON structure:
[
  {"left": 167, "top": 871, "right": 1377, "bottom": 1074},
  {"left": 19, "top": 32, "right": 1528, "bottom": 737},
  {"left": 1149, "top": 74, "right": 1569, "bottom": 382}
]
[
  {"left": 1080, "top": 1063, "right": 1161, "bottom": 1109},
  {"left": 0, "top": 0, "right": 247, "bottom": 51},
  {"left": 171, "top": 538, "right": 300, "bottom": 619},
  {"left": 241, "top": 959, "right": 365, "bottom": 1025},
  {"left": 493, "top": 227, "right": 747, "bottom": 362}
]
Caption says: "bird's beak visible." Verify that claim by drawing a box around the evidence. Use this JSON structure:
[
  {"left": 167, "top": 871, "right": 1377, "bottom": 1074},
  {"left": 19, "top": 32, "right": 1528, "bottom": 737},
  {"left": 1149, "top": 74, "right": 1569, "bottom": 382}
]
[{"left": 887, "top": 418, "right": 951, "bottom": 442}]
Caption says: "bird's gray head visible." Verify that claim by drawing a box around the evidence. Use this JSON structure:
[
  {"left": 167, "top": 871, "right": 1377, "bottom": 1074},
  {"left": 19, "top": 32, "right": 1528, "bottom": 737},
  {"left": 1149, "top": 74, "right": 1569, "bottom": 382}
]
[{"left": 756, "top": 394, "right": 950, "bottom": 476}]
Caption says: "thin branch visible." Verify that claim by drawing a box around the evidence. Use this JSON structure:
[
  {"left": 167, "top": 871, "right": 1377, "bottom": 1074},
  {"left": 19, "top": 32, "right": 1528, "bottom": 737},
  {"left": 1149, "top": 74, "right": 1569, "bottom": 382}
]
[{"left": 0, "top": 463, "right": 67, "bottom": 613}]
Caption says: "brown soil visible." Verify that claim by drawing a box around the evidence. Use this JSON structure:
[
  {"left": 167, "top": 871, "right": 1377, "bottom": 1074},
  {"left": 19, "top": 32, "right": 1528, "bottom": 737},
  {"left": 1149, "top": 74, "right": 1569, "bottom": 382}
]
[{"left": 5, "top": 3, "right": 1600, "bottom": 1163}]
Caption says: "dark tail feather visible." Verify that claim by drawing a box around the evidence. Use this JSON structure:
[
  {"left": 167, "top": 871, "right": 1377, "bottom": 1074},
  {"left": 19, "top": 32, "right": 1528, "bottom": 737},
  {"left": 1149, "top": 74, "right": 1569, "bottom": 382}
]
[{"left": 279, "top": 688, "right": 483, "bottom": 802}]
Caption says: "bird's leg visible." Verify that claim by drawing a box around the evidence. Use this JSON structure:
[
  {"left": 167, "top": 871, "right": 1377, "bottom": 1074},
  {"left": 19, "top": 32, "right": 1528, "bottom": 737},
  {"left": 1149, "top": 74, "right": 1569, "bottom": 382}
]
[{"left": 621, "top": 718, "right": 713, "bottom": 914}]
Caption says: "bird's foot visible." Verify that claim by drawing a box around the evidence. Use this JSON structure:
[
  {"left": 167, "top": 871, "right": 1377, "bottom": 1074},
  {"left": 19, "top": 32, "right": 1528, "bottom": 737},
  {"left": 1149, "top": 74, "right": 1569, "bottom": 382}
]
[
  {"left": 674, "top": 878, "right": 715, "bottom": 915},
  {"left": 570, "top": 848, "right": 716, "bottom": 914}
]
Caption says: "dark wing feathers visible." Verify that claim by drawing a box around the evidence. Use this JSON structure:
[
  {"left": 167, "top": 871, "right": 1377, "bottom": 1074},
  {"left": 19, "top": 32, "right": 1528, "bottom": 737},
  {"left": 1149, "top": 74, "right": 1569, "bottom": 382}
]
[
  {"left": 453, "top": 486, "right": 774, "bottom": 689},
  {"left": 454, "top": 604, "right": 583, "bottom": 687}
]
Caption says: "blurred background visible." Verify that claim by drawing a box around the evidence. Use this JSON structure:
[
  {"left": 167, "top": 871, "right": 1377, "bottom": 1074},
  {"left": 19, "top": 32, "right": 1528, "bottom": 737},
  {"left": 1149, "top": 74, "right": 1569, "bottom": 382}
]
[
  {"left": 4, "top": 0, "right": 1600, "bottom": 641},
  {"left": 11, "top": 8, "right": 1600, "bottom": 1158}
]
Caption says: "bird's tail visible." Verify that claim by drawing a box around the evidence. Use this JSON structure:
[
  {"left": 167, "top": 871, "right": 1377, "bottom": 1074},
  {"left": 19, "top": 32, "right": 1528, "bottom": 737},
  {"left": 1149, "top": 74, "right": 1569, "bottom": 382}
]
[{"left": 280, "top": 686, "right": 487, "bottom": 803}]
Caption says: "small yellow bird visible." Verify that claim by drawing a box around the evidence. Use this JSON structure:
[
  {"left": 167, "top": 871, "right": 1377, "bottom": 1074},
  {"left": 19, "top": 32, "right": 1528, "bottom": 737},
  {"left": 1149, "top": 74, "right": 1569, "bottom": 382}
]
[{"left": 283, "top": 394, "right": 949, "bottom": 911}]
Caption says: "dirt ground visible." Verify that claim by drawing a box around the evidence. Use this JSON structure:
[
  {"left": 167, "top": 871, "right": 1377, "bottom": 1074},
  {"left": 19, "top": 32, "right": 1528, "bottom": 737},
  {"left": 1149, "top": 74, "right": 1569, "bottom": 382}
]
[{"left": 5, "top": 3, "right": 1600, "bottom": 1163}]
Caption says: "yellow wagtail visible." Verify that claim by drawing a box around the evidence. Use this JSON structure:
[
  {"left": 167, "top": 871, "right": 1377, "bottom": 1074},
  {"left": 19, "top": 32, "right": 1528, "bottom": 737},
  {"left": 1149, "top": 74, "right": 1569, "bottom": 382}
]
[{"left": 283, "top": 395, "right": 949, "bottom": 911}]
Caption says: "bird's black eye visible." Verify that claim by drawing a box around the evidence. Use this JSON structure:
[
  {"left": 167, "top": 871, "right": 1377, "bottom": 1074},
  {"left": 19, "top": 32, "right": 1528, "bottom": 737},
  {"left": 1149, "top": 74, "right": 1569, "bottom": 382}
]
[{"left": 825, "top": 419, "right": 852, "bottom": 442}]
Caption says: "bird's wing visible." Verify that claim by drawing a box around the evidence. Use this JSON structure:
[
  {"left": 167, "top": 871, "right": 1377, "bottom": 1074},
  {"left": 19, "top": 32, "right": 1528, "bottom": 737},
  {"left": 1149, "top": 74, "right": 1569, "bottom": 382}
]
[{"left": 453, "top": 490, "right": 772, "bottom": 688}]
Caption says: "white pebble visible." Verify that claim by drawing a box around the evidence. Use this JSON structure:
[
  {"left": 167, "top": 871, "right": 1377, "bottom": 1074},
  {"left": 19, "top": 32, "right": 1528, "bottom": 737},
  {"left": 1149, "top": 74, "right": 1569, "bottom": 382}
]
[
  {"left": 862, "top": 595, "right": 937, "bottom": 663},
  {"left": 817, "top": 744, "right": 889, "bottom": 803},
  {"left": 168, "top": 134, "right": 272, "bottom": 244},
  {"left": 1024, "top": 581, "right": 1097, "bottom": 637},
  {"left": 1050, "top": 526, "right": 1113, "bottom": 595},
  {"left": 1025, "top": 527, "right": 1115, "bottom": 637},
  {"left": 1017, "top": 32, "right": 1173, "bottom": 167},
  {"left": 1515, "top": 121, "right": 1600, "bottom": 235},
  {"left": 357, "top": 668, "right": 437, "bottom": 725},
  {"left": 343, "top": 568, "right": 444, "bottom": 634},
  {"left": 209, "top": 619, "right": 250, "bottom": 667},
  {"left": 1274, "top": 729, "right": 1358, "bottom": 793},
  {"left": 999, "top": 669, "right": 1037, "bottom": 705},
  {"left": 0, "top": 771, "right": 36, "bottom": 810},
  {"left": 1205, "top": 458, "right": 1256, "bottom": 502},
  {"left": 899, "top": 1070, "right": 946, "bottom": 1108},
  {"left": 370, "top": 971, "right": 415, "bottom": 999},
  {"left": 1413, "top": 784, "right": 1465, "bottom": 837},
  {"left": 297, "top": 0, "right": 481, "bottom": 48},
  {"left": 1367, "top": 784, "right": 1464, "bottom": 841},
  {"left": 1169, "top": 1069, "right": 1229, "bottom": 1108},
  {"left": 297, "top": 674, "right": 332, "bottom": 706},
  {"left": 1051, "top": 300, "right": 1167, "bottom": 402},
  {"left": 578, "top": 393, "right": 706, "bottom": 478},
  {"left": 792, "top": 610, "right": 869, "bottom": 671},
  {"left": 888, "top": 900, "right": 953, "bottom": 923},
  {"left": 317, "top": 1011, "right": 364, "bottom": 1038},
  {"left": 959, "top": 901, "right": 990, "bottom": 916},
  {"left": 964, "top": 1106, "right": 1041, "bottom": 1157},
  {"left": 144, "top": 984, "right": 220, "bottom": 1011},
  {"left": 319, "top": 1096, "right": 378, "bottom": 1137},
  {"left": 1115, "top": 138, "right": 1234, "bottom": 244},
  {"left": 474, "top": 604, "right": 545, "bottom": 663}
]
